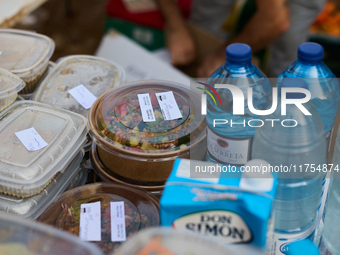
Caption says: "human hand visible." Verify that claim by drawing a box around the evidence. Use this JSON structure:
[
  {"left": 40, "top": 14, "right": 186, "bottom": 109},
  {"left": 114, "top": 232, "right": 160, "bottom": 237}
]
[
  {"left": 197, "top": 48, "right": 226, "bottom": 77},
  {"left": 165, "top": 25, "right": 196, "bottom": 66}
]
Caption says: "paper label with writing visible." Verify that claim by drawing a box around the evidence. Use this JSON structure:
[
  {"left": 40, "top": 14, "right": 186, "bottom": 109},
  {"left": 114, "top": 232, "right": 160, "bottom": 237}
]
[
  {"left": 155, "top": 91, "right": 182, "bottom": 120},
  {"left": 111, "top": 201, "right": 126, "bottom": 242},
  {"left": 15, "top": 127, "right": 48, "bottom": 151},
  {"left": 138, "top": 93, "right": 156, "bottom": 122},
  {"left": 79, "top": 201, "right": 102, "bottom": 241},
  {"left": 68, "top": 84, "right": 97, "bottom": 110}
]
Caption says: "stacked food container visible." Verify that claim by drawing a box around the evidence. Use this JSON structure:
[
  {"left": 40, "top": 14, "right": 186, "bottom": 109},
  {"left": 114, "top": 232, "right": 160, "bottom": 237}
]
[{"left": 88, "top": 80, "right": 206, "bottom": 197}]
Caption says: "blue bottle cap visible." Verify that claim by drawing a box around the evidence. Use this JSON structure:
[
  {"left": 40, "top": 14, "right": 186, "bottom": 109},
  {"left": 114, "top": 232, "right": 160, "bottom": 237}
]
[
  {"left": 286, "top": 239, "right": 319, "bottom": 255},
  {"left": 298, "top": 42, "right": 324, "bottom": 63},
  {"left": 226, "top": 43, "right": 252, "bottom": 64},
  {"left": 280, "top": 78, "right": 308, "bottom": 99}
]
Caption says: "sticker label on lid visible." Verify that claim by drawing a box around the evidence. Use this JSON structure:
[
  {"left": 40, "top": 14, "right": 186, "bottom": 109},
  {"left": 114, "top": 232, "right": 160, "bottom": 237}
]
[
  {"left": 111, "top": 201, "right": 126, "bottom": 242},
  {"left": 68, "top": 84, "right": 97, "bottom": 110},
  {"left": 79, "top": 201, "right": 102, "bottom": 241},
  {"left": 138, "top": 93, "right": 156, "bottom": 122},
  {"left": 155, "top": 91, "right": 182, "bottom": 120},
  {"left": 15, "top": 127, "right": 48, "bottom": 151}
]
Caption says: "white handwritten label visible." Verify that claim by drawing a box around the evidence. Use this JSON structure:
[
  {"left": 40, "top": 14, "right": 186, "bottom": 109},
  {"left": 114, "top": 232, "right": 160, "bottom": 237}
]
[
  {"left": 155, "top": 91, "right": 182, "bottom": 120},
  {"left": 110, "top": 201, "right": 126, "bottom": 242},
  {"left": 68, "top": 84, "right": 97, "bottom": 110},
  {"left": 15, "top": 127, "right": 48, "bottom": 151},
  {"left": 79, "top": 201, "right": 101, "bottom": 241},
  {"left": 137, "top": 93, "right": 156, "bottom": 122}
]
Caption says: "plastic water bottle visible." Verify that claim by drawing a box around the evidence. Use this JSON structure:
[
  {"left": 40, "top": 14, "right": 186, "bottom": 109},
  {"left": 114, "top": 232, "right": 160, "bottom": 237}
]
[
  {"left": 251, "top": 79, "right": 327, "bottom": 255},
  {"left": 205, "top": 43, "right": 272, "bottom": 165},
  {"left": 286, "top": 239, "right": 319, "bottom": 255},
  {"left": 276, "top": 42, "right": 339, "bottom": 150},
  {"left": 277, "top": 42, "right": 340, "bottom": 246},
  {"left": 319, "top": 127, "right": 340, "bottom": 255}
]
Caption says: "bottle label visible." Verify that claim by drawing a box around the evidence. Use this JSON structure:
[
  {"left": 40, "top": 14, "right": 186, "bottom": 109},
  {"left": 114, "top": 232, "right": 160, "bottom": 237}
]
[
  {"left": 207, "top": 127, "right": 251, "bottom": 165},
  {"left": 271, "top": 225, "right": 316, "bottom": 255}
]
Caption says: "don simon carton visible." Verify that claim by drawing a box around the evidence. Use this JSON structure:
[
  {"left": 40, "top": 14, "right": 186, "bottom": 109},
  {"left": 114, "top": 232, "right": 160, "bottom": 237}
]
[{"left": 160, "top": 159, "right": 277, "bottom": 248}]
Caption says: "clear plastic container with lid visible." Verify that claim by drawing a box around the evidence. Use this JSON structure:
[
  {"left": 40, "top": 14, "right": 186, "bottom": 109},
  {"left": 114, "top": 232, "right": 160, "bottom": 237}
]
[
  {"left": 37, "top": 183, "right": 160, "bottom": 254},
  {"left": 115, "top": 227, "right": 265, "bottom": 255},
  {"left": 0, "top": 150, "right": 84, "bottom": 220},
  {"left": 0, "top": 212, "right": 103, "bottom": 255},
  {"left": 32, "top": 55, "right": 126, "bottom": 117},
  {"left": 0, "top": 101, "right": 87, "bottom": 197},
  {"left": 0, "top": 29, "right": 55, "bottom": 94},
  {"left": 0, "top": 67, "right": 25, "bottom": 112},
  {"left": 88, "top": 80, "right": 206, "bottom": 183}
]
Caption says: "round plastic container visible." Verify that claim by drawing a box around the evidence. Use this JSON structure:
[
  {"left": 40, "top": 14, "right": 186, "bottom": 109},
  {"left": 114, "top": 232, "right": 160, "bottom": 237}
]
[
  {"left": 38, "top": 183, "right": 160, "bottom": 254},
  {"left": 90, "top": 142, "right": 164, "bottom": 197},
  {"left": 114, "top": 227, "right": 262, "bottom": 255},
  {"left": 0, "top": 101, "right": 87, "bottom": 197},
  {"left": 88, "top": 80, "right": 206, "bottom": 183},
  {"left": 0, "top": 212, "right": 103, "bottom": 255},
  {"left": 0, "top": 67, "right": 25, "bottom": 112},
  {"left": 32, "top": 55, "right": 126, "bottom": 117},
  {"left": 0, "top": 150, "right": 84, "bottom": 220},
  {"left": 0, "top": 29, "right": 55, "bottom": 94}
]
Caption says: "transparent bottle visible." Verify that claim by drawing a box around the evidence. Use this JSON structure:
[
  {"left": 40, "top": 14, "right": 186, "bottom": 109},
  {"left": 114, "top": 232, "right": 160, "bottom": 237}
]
[
  {"left": 205, "top": 43, "right": 272, "bottom": 166},
  {"left": 252, "top": 79, "right": 327, "bottom": 255},
  {"left": 319, "top": 126, "right": 340, "bottom": 255}
]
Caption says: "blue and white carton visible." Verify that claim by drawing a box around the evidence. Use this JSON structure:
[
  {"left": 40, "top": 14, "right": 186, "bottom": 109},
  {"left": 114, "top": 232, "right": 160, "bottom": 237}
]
[{"left": 160, "top": 159, "right": 277, "bottom": 249}]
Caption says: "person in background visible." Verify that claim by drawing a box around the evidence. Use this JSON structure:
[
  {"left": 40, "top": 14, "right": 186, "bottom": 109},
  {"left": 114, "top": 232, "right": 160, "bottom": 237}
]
[
  {"left": 193, "top": 0, "right": 326, "bottom": 77},
  {"left": 106, "top": 0, "right": 196, "bottom": 66}
]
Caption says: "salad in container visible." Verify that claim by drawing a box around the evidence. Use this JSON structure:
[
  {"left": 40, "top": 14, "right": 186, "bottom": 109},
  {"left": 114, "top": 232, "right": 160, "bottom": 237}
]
[
  {"left": 88, "top": 80, "right": 206, "bottom": 183},
  {"left": 0, "top": 29, "right": 54, "bottom": 94},
  {"left": 0, "top": 213, "right": 102, "bottom": 255},
  {"left": 0, "top": 101, "right": 87, "bottom": 197},
  {"left": 38, "top": 183, "right": 160, "bottom": 254},
  {"left": 0, "top": 67, "right": 25, "bottom": 112},
  {"left": 33, "top": 55, "right": 126, "bottom": 117}
]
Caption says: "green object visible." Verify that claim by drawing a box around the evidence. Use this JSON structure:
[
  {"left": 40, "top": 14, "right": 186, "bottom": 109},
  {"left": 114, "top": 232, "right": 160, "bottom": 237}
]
[{"left": 105, "top": 17, "right": 165, "bottom": 51}]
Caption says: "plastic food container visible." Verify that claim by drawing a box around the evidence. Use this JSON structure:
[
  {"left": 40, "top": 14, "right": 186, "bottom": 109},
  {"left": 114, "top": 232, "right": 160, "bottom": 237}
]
[
  {"left": 115, "top": 228, "right": 242, "bottom": 255},
  {"left": 0, "top": 67, "right": 25, "bottom": 112},
  {"left": 0, "top": 29, "right": 55, "bottom": 94},
  {"left": 19, "top": 61, "right": 55, "bottom": 100},
  {"left": 0, "top": 213, "right": 103, "bottom": 255},
  {"left": 90, "top": 142, "right": 164, "bottom": 198},
  {"left": 0, "top": 101, "right": 87, "bottom": 197},
  {"left": 38, "top": 183, "right": 160, "bottom": 254},
  {"left": 88, "top": 80, "right": 206, "bottom": 183},
  {"left": 32, "top": 55, "right": 126, "bottom": 117},
  {"left": 0, "top": 150, "right": 84, "bottom": 220}
]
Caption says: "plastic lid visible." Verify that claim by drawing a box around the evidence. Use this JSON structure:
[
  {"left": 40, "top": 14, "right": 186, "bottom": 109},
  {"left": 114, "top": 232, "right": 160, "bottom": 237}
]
[
  {"left": 37, "top": 183, "right": 160, "bottom": 254},
  {"left": 0, "top": 67, "right": 25, "bottom": 96},
  {"left": 0, "top": 29, "right": 54, "bottom": 76},
  {"left": 286, "top": 239, "right": 319, "bottom": 255},
  {"left": 88, "top": 80, "right": 206, "bottom": 156},
  {"left": 0, "top": 101, "right": 87, "bottom": 197},
  {"left": 226, "top": 43, "right": 252, "bottom": 64},
  {"left": 0, "top": 213, "right": 102, "bottom": 255},
  {"left": 115, "top": 228, "right": 263, "bottom": 255},
  {"left": 297, "top": 42, "right": 324, "bottom": 63},
  {"left": 280, "top": 78, "right": 309, "bottom": 99},
  {"left": 0, "top": 150, "right": 84, "bottom": 220},
  {"left": 33, "top": 55, "right": 126, "bottom": 117}
]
